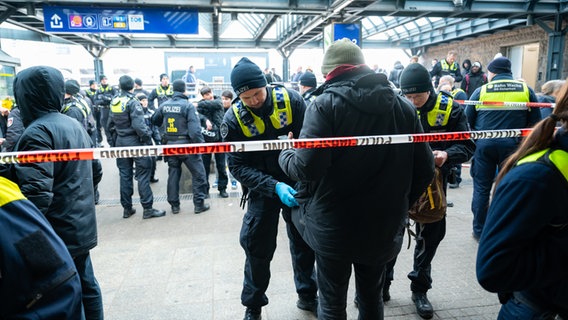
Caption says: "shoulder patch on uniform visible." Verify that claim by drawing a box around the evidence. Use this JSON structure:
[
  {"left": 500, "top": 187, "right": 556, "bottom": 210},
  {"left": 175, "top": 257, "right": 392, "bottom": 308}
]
[
  {"left": 220, "top": 122, "right": 229, "bottom": 139},
  {"left": 135, "top": 105, "right": 143, "bottom": 113},
  {"left": 7, "top": 117, "right": 13, "bottom": 128}
]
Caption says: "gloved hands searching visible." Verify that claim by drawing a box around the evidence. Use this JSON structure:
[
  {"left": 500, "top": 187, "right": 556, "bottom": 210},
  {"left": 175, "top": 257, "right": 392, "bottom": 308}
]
[{"left": 275, "top": 182, "right": 299, "bottom": 207}]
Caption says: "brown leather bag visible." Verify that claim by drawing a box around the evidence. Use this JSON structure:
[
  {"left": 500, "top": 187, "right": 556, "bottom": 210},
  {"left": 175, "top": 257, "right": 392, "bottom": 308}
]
[{"left": 409, "top": 167, "right": 447, "bottom": 224}]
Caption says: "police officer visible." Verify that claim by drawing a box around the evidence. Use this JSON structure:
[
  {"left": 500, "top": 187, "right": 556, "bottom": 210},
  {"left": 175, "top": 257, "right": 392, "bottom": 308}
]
[
  {"left": 108, "top": 75, "right": 166, "bottom": 220},
  {"left": 148, "top": 73, "right": 174, "bottom": 110},
  {"left": 151, "top": 79, "right": 210, "bottom": 215},
  {"left": 62, "top": 79, "right": 97, "bottom": 146},
  {"left": 429, "top": 50, "right": 462, "bottom": 88},
  {"left": 221, "top": 57, "right": 317, "bottom": 320},
  {"left": 93, "top": 74, "right": 117, "bottom": 147},
  {"left": 137, "top": 93, "right": 161, "bottom": 183},
  {"left": 298, "top": 71, "right": 318, "bottom": 104},
  {"left": 466, "top": 56, "right": 541, "bottom": 241},
  {"left": 391, "top": 63, "right": 475, "bottom": 319}
]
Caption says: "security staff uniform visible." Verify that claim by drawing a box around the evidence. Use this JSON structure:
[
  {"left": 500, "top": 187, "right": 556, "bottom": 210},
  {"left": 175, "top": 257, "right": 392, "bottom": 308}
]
[
  {"left": 148, "top": 84, "right": 174, "bottom": 110},
  {"left": 430, "top": 58, "right": 463, "bottom": 87},
  {"left": 151, "top": 90, "right": 209, "bottom": 213},
  {"left": 222, "top": 85, "right": 317, "bottom": 310},
  {"left": 466, "top": 73, "right": 541, "bottom": 239},
  {"left": 108, "top": 90, "right": 156, "bottom": 214},
  {"left": 94, "top": 83, "right": 116, "bottom": 145}
]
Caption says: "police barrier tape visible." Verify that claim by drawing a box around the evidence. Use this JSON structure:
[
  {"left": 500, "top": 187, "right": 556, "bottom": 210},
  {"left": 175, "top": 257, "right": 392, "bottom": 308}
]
[
  {"left": 0, "top": 128, "right": 533, "bottom": 165},
  {"left": 454, "top": 100, "right": 555, "bottom": 109}
]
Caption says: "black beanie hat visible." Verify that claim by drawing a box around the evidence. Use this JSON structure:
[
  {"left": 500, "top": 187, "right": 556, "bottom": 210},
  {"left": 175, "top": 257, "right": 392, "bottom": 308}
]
[
  {"left": 99, "top": 74, "right": 107, "bottom": 81},
  {"left": 119, "top": 75, "right": 134, "bottom": 91},
  {"left": 172, "top": 79, "right": 186, "bottom": 93},
  {"left": 487, "top": 57, "right": 512, "bottom": 74},
  {"left": 88, "top": 79, "right": 96, "bottom": 86},
  {"left": 65, "top": 79, "right": 81, "bottom": 95},
  {"left": 399, "top": 63, "right": 433, "bottom": 94},
  {"left": 134, "top": 78, "right": 143, "bottom": 86},
  {"left": 230, "top": 57, "right": 267, "bottom": 96},
  {"left": 299, "top": 72, "right": 317, "bottom": 88}
]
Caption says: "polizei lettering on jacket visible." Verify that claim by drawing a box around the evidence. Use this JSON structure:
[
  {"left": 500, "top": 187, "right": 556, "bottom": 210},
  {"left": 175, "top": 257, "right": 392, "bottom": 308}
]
[
  {"left": 162, "top": 106, "right": 182, "bottom": 113},
  {"left": 100, "top": 147, "right": 159, "bottom": 159},
  {"left": 293, "top": 139, "right": 357, "bottom": 149}
]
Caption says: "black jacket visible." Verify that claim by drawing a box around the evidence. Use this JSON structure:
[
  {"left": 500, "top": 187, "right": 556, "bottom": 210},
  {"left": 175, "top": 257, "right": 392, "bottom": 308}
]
[
  {"left": 222, "top": 86, "right": 306, "bottom": 198},
  {"left": 152, "top": 92, "right": 203, "bottom": 144},
  {"left": 10, "top": 66, "right": 99, "bottom": 257},
  {"left": 278, "top": 67, "right": 435, "bottom": 263},
  {"left": 108, "top": 91, "right": 152, "bottom": 147}
]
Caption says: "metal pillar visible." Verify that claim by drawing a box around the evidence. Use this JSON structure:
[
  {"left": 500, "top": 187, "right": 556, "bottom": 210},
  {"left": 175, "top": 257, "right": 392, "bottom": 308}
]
[
  {"left": 94, "top": 58, "right": 104, "bottom": 82},
  {"left": 537, "top": 14, "right": 567, "bottom": 81}
]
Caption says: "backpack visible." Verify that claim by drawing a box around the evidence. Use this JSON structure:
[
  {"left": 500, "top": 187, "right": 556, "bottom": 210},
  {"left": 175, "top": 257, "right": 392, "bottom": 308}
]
[{"left": 408, "top": 167, "right": 447, "bottom": 224}]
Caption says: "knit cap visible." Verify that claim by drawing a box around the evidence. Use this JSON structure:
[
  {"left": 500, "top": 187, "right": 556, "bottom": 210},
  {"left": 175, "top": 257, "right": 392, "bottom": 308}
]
[
  {"left": 487, "top": 57, "right": 511, "bottom": 74},
  {"left": 172, "top": 79, "right": 186, "bottom": 93},
  {"left": 134, "top": 78, "right": 143, "bottom": 86},
  {"left": 321, "top": 38, "right": 365, "bottom": 75},
  {"left": 399, "top": 63, "right": 433, "bottom": 94},
  {"left": 64, "top": 79, "right": 81, "bottom": 95},
  {"left": 299, "top": 72, "right": 317, "bottom": 88},
  {"left": 230, "top": 57, "right": 267, "bottom": 96}
]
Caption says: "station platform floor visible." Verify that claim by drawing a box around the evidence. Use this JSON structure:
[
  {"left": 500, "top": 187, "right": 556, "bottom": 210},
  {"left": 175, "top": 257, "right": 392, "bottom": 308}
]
[{"left": 92, "top": 158, "right": 500, "bottom": 320}]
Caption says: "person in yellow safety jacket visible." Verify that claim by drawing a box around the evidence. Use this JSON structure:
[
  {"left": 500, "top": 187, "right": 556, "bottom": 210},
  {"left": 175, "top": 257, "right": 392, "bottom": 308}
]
[
  {"left": 429, "top": 50, "right": 463, "bottom": 87},
  {"left": 0, "top": 176, "right": 84, "bottom": 320},
  {"left": 477, "top": 82, "right": 568, "bottom": 319},
  {"left": 147, "top": 73, "right": 174, "bottom": 110},
  {"left": 221, "top": 57, "right": 317, "bottom": 320},
  {"left": 386, "top": 62, "right": 475, "bottom": 319},
  {"left": 465, "top": 56, "right": 541, "bottom": 241}
]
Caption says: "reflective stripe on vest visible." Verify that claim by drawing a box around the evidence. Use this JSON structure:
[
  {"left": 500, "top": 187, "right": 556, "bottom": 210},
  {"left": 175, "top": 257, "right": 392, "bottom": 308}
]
[
  {"left": 232, "top": 87, "right": 293, "bottom": 137},
  {"left": 517, "top": 148, "right": 568, "bottom": 182},
  {"left": 111, "top": 96, "right": 132, "bottom": 113},
  {"left": 419, "top": 93, "right": 453, "bottom": 127},
  {"left": 478, "top": 80, "right": 530, "bottom": 111},
  {"left": 451, "top": 88, "right": 466, "bottom": 98},
  {"left": 156, "top": 85, "right": 173, "bottom": 97},
  {"left": 440, "top": 60, "right": 458, "bottom": 72}
]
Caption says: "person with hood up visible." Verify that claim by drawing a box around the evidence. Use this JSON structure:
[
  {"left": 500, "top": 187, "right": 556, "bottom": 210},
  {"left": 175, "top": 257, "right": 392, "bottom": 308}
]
[
  {"left": 388, "top": 60, "right": 405, "bottom": 88},
  {"left": 7, "top": 65, "right": 104, "bottom": 320},
  {"left": 278, "top": 38, "right": 435, "bottom": 320},
  {"left": 460, "top": 61, "right": 488, "bottom": 98}
]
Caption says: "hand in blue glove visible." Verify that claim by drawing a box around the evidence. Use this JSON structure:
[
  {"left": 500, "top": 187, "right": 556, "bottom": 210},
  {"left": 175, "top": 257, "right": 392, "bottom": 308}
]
[{"left": 275, "top": 182, "right": 299, "bottom": 207}]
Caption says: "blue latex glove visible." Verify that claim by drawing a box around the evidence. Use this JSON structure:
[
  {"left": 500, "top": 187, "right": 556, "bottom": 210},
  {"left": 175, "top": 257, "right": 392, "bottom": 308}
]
[{"left": 275, "top": 182, "right": 299, "bottom": 207}]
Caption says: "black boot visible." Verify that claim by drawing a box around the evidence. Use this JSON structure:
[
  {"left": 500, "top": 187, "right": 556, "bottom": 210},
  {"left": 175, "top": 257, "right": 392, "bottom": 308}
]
[
  {"left": 194, "top": 203, "right": 210, "bottom": 214},
  {"left": 143, "top": 208, "right": 166, "bottom": 219},
  {"left": 123, "top": 207, "right": 136, "bottom": 219},
  {"left": 412, "top": 292, "right": 433, "bottom": 319},
  {"left": 219, "top": 189, "right": 229, "bottom": 198},
  {"left": 243, "top": 307, "right": 261, "bottom": 320},
  {"left": 296, "top": 295, "right": 318, "bottom": 316},
  {"left": 383, "top": 284, "right": 391, "bottom": 302}
]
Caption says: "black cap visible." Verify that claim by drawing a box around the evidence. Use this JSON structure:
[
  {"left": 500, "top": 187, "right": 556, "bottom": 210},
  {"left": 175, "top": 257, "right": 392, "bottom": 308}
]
[
  {"left": 399, "top": 63, "right": 433, "bottom": 94},
  {"left": 136, "top": 93, "right": 148, "bottom": 100},
  {"left": 88, "top": 79, "right": 96, "bottom": 86},
  {"left": 134, "top": 78, "right": 143, "bottom": 86},
  {"left": 65, "top": 79, "right": 81, "bottom": 95},
  {"left": 299, "top": 72, "right": 317, "bottom": 88},
  {"left": 119, "top": 75, "right": 134, "bottom": 91},
  {"left": 230, "top": 57, "right": 267, "bottom": 96},
  {"left": 172, "top": 79, "right": 186, "bottom": 93},
  {"left": 99, "top": 74, "right": 107, "bottom": 81},
  {"left": 487, "top": 57, "right": 512, "bottom": 74}
]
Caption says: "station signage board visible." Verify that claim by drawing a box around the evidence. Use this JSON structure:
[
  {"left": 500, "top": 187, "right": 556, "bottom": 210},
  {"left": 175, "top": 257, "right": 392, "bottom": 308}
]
[
  {"left": 43, "top": 5, "right": 198, "bottom": 34},
  {"left": 324, "top": 23, "right": 362, "bottom": 52}
]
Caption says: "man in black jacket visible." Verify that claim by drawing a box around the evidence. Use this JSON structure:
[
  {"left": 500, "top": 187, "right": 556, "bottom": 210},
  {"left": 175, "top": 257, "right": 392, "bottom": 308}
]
[
  {"left": 8, "top": 65, "right": 104, "bottom": 320},
  {"left": 222, "top": 57, "right": 317, "bottom": 320},
  {"left": 93, "top": 74, "right": 116, "bottom": 147},
  {"left": 393, "top": 63, "right": 475, "bottom": 319},
  {"left": 196, "top": 86, "right": 229, "bottom": 198},
  {"left": 108, "top": 75, "right": 165, "bottom": 220},
  {"left": 278, "top": 38, "right": 435, "bottom": 320},
  {"left": 152, "top": 79, "right": 210, "bottom": 214}
]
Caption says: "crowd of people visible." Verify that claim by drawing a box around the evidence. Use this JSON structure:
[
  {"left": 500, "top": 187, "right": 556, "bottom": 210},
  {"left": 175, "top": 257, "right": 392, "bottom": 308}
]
[{"left": 0, "top": 40, "right": 566, "bottom": 320}]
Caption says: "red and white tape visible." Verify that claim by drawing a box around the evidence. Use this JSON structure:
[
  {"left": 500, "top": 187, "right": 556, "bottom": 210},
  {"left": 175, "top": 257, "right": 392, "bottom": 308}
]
[{"left": 0, "top": 128, "right": 532, "bottom": 164}]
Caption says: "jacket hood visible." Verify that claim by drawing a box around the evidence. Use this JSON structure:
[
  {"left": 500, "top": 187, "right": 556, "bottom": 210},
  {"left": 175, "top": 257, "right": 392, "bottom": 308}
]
[
  {"left": 320, "top": 68, "right": 396, "bottom": 116},
  {"left": 394, "top": 61, "right": 404, "bottom": 70},
  {"left": 14, "top": 66, "right": 65, "bottom": 127}
]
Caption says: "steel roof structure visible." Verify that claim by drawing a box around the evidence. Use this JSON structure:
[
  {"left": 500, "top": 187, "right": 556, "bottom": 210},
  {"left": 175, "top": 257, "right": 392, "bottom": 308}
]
[{"left": 1, "top": 1, "right": 566, "bottom": 57}]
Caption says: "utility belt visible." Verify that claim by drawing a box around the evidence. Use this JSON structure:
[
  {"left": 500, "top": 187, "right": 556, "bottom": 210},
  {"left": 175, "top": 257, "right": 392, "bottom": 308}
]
[
  {"left": 512, "top": 292, "right": 559, "bottom": 318},
  {"left": 97, "top": 105, "right": 110, "bottom": 109},
  {"left": 161, "top": 135, "right": 189, "bottom": 144}
]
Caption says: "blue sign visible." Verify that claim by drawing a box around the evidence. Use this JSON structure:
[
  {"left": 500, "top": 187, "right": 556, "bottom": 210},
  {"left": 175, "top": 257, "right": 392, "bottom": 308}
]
[
  {"left": 333, "top": 23, "right": 362, "bottom": 48},
  {"left": 43, "top": 5, "right": 198, "bottom": 34}
]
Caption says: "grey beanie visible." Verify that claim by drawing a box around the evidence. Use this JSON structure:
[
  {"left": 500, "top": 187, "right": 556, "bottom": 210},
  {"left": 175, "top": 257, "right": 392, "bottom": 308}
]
[
  {"left": 399, "top": 63, "right": 433, "bottom": 94},
  {"left": 321, "top": 38, "right": 365, "bottom": 75}
]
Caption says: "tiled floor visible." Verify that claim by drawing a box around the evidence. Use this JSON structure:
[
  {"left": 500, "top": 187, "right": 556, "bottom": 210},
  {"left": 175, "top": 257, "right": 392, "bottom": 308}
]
[{"left": 92, "top": 159, "right": 500, "bottom": 319}]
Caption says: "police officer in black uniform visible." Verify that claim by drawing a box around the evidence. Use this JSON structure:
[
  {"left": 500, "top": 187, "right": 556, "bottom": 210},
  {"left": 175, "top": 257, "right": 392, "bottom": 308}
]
[
  {"left": 152, "top": 79, "right": 210, "bottom": 215},
  {"left": 108, "top": 75, "right": 166, "bottom": 220},
  {"left": 94, "top": 75, "right": 117, "bottom": 147},
  {"left": 221, "top": 57, "right": 317, "bottom": 320}
]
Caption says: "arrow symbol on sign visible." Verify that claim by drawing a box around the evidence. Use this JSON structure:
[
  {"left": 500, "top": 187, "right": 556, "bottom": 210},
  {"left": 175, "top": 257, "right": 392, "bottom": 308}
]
[{"left": 50, "top": 14, "right": 63, "bottom": 28}]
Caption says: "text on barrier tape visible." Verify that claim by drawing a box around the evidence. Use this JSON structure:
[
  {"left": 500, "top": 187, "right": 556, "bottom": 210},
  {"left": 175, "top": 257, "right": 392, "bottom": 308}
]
[
  {"left": 454, "top": 100, "right": 555, "bottom": 109},
  {"left": 0, "top": 129, "right": 533, "bottom": 164}
]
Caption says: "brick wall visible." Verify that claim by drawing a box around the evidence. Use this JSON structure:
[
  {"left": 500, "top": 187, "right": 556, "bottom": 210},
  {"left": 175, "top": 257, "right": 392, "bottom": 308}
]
[{"left": 423, "top": 25, "right": 568, "bottom": 91}]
